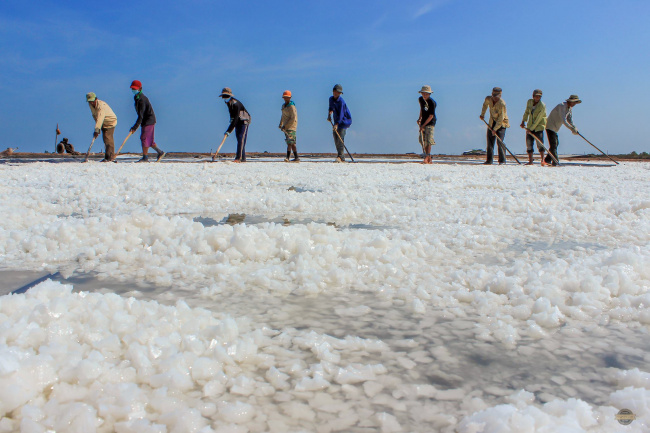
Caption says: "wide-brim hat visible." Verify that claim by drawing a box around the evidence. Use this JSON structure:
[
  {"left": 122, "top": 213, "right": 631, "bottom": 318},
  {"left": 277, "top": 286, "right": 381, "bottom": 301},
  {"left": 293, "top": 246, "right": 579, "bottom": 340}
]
[
  {"left": 566, "top": 94, "right": 582, "bottom": 104},
  {"left": 220, "top": 87, "right": 233, "bottom": 98},
  {"left": 419, "top": 85, "right": 433, "bottom": 94}
]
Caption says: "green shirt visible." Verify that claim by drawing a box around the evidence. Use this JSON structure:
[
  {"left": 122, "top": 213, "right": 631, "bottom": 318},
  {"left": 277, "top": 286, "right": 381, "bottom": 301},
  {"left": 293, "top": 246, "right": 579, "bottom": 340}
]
[{"left": 521, "top": 99, "right": 547, "bottom": 132}]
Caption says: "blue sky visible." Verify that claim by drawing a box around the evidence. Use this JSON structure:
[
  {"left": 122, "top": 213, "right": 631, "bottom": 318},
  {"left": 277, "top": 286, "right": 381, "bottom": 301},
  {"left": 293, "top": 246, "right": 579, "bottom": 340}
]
[{"left": 1, "top": 0, "right": 648, "bottom": 155}]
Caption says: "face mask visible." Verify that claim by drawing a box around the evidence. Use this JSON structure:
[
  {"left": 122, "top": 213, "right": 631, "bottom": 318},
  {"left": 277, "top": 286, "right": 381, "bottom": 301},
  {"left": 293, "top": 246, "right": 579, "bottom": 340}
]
[{"left": 132, "top": 89, "right": 140, "bottom": 95}]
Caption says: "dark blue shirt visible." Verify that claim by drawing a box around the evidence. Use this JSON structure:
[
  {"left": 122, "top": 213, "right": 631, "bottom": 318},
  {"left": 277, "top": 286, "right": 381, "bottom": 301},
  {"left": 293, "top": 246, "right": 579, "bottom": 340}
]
[{"left": 328, "top": 96, "right": 352, "bottom": 129}]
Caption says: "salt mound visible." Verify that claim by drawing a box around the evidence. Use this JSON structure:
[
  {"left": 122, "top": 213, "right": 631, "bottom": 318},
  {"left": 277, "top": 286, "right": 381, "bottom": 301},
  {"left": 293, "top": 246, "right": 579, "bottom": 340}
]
[{"left": 0, "top": 281, "right": 388, "bottom": 432}]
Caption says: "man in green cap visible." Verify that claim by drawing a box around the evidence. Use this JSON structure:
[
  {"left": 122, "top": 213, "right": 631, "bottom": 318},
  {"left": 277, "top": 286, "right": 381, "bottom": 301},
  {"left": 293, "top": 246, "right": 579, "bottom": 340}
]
[
  {"left": 86, "top": 92, "right": 118, "bottom": 162},
  {"left": 545, "top": 95, "right": 581, "bottom": 166},
  {"left": 520, "top": 89, "right": 547, "bottom": 166}
]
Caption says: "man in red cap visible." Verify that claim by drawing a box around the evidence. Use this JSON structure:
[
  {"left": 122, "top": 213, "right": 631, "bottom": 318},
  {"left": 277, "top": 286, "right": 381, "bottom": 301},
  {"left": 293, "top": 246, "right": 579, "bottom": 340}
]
[{"left": 129, "top": 80, "right": 165, "bottom": 163}]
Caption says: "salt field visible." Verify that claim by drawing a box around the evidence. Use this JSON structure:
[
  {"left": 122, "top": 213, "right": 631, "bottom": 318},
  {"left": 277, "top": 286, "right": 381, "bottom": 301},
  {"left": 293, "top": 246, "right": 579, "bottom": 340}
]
[{"left": 0, "top": 161, "right": 649, "bottom": 432}]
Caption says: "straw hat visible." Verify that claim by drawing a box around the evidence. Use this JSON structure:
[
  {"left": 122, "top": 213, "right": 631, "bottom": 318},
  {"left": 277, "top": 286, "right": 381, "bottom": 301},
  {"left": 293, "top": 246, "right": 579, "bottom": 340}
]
[
  {"left": 220, "top": 87, "right": 234, "bottom": 98},
  {"left": 566, "top": 95, "right": 582, "bottom": 104},
  {"left": 419, "top": 85, "right": 433, "bottom": 94}
]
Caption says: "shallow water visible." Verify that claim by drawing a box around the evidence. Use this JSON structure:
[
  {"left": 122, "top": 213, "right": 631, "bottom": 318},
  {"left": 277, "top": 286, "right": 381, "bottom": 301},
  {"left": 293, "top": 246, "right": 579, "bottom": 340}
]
[
  {"left": 188, "top": 213, "right": 393, "bottom": 231},
  {"left": 3, "top": 268, "right": 648, "bottom": 413}
]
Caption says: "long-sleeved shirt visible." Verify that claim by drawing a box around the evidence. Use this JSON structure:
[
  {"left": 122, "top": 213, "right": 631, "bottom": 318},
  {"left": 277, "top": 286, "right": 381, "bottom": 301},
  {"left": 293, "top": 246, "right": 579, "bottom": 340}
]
[
  {"left": 481, "top": 96, "right": 509, "bottom": 129},
  {"left": 131, "top": 92, "right": 156, "bottom": 131},
  {"left": 328, "top": 96, "right": 352, "bottom": 129},
  {"left": 279, "top": 101, "right": 298, "bottom": 131},
  {"left": 88, "top": 100, "right": 117, "bottom": 133},
  {"left": 521, "top": 99, "right": 547, "bottom": 132},
  {"left": 546, "top": 102, "right": 577, "bottom": 133},
  {"left": 224, "top": 98, "right": 251, "bottom": 134}
]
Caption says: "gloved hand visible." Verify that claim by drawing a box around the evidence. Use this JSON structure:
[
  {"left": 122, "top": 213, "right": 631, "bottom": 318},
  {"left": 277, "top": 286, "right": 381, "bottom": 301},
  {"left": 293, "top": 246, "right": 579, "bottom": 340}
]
[
  {"left": 327, "top": 116, "right": 332, "bottom": 122},
  {"left": 93, "top": 131, "right": 99, "bottom": 139},
  {"left": 130, "top": 128, "right": 136, "bottom": 134}
]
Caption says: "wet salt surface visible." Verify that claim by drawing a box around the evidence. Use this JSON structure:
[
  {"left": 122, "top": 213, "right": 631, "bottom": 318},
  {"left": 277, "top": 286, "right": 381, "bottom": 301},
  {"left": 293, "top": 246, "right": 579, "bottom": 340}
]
[
  {"left": 2, "top": 269, "right": 649, "bottom": 425},
  {"left": 1, "top": 162, "right": 649, "bottom": 432},
  {"left": 189, "top": 213, "right": 392, "bottom": 231}
]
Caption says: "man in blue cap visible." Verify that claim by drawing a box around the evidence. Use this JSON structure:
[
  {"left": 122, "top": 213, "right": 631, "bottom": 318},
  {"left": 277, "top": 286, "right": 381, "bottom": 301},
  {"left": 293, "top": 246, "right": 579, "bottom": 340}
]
[{"left": 327, "top": 84, "right": 352, "bottom": 163}]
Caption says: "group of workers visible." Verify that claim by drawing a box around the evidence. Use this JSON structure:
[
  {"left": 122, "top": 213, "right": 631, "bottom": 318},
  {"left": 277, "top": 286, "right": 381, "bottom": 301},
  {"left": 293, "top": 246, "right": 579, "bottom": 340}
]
[
  {"left": 64, "top": 81, "right": 580, "bottom": 165},
  {"left": 480, "top": 87, "right": 581, "bottom": 166}
]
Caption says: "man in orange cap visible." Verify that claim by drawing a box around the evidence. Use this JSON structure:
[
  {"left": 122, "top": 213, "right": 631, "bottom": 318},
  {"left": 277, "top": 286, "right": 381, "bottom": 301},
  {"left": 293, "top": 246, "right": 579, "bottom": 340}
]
[
  {"left": 278, "top": 90, "right": 299, "bottom": 162},
  {"left": 129, "top": 80, "right": 165, "bottom": 163}
]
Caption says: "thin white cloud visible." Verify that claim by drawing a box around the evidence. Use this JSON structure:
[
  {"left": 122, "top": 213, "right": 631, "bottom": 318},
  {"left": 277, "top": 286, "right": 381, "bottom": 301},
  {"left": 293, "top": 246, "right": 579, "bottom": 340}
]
[{"left": 413, "top": 0, "right": 453, "bottom": 19}]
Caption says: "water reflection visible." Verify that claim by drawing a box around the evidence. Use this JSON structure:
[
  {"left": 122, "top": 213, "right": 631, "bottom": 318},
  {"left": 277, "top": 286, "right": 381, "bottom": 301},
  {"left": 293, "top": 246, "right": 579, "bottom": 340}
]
[{"left": 191, "top": 213, "right": 392, "bottom": 231}]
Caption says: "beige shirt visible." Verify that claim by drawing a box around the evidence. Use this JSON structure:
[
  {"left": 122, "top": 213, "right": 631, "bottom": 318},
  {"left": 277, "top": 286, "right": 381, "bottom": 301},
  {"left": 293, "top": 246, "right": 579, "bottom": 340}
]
[
  {"left": 88, "top": 100, "right": 117, "bottom": 132},
  {"left": 481, "top": 96, "right": 509, "bottom": 129},
  {"left": 279, "top": 102, "right": 298, "bottom": 131}
]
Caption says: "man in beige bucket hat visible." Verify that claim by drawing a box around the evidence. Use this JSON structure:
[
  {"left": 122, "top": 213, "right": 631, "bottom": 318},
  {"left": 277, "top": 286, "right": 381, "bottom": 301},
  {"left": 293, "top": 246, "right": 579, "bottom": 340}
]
[
  {"left": 545, "top": 95, "right": 581, "bottom": 166},
  {"left": 417, "top": 85, "right": 437, "bottom": 164}
]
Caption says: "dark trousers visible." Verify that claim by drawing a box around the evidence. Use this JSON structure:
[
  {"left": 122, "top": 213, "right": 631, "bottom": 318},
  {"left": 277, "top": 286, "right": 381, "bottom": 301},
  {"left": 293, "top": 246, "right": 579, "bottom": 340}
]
[
  {"left": 486, "top": 121, "right": 506, "bottom": 163},
  {"left": 235, "top": 123, "right": 249, "bottom": 161},
  {"left": 333, "top": 126, "right": 347, "bottom": 160},
  {"left": 102, "top": 127, "right": 115, "bottom": 160},
  {"left": 545, "top": 129, "right": 559, "bottom": 165}
]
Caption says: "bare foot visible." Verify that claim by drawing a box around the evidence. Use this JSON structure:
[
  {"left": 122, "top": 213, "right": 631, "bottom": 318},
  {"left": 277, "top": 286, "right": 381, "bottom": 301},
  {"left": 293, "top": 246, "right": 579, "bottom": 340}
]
[{"left": 541, "top": 161, "right": 549, "bottom": 167}]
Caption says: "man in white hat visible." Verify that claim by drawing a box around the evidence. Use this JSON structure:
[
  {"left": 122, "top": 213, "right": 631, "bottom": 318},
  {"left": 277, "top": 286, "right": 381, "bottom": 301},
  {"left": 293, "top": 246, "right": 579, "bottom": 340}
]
[
  {"left": 545, "top": 95, "right": 581, "bottom": 166},
  {"left": 417, "top": 85, "right": 437, "bottom": 164}
]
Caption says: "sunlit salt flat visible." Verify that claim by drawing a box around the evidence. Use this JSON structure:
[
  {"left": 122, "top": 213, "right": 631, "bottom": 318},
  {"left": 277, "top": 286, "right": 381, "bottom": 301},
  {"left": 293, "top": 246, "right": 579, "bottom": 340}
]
[{"left": 0, "top": 161, "right": 648, "bottom": 432}]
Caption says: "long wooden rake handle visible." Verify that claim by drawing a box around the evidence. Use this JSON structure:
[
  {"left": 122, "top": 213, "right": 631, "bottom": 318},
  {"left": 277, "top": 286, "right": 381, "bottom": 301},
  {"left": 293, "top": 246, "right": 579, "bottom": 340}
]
[
  {"left": 116, "top": 131, "right": 134, "bottom": 156},
  {"left": 578, "top": 132, "right": 619, "bottom": 165},
  {"left": 211, "top": 134, "right": 228, "bottom": 162},
  {"left": 83, "top": 137, "right": 97, "bottom": 163}
]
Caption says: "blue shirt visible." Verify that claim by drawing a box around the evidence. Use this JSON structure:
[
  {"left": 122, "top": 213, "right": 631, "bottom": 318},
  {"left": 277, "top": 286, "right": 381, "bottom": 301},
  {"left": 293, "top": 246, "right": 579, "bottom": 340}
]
[{"left": 329, "top": 96, "right": 352, "bottom": 129}]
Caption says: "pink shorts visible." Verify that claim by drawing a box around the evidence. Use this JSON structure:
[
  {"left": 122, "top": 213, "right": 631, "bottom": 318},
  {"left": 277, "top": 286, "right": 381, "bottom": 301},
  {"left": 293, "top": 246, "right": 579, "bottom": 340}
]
[{"left": 140, "top": 124, "right": 156, "bottom": 148}]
